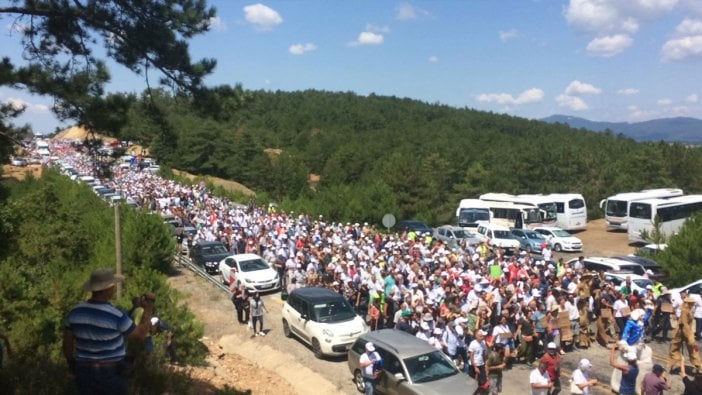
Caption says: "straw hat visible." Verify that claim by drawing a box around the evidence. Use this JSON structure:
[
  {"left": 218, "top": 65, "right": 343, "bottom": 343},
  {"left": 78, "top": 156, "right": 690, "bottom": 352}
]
[{"left": 82, "top": 268, "right": 124, "bottom": 292}]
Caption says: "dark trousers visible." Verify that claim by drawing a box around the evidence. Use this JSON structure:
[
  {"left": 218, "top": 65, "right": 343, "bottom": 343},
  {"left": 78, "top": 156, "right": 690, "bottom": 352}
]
[
  {"left": 696, "top": 318, "right": 702, "bottom": 339},
  {"left": 652, "top": 313, "right": 670, "bottom": 340},
  {"left": 75, "top": 363, "right": 127, "bottom": 395},
  {"left": 616, "top": 317, "right": 627, "bottom": 335}
]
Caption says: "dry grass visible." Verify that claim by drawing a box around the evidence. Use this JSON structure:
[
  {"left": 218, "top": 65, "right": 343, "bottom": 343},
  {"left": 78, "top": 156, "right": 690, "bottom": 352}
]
[
  {"left": 52, "top": 126, "right": 118, "bottom": 143},
  {"left": 1, "top": 164, "right": 43, "bottom": 183},
  {"left": 172, "top": 169, "right": 255, "bottom": 196}
]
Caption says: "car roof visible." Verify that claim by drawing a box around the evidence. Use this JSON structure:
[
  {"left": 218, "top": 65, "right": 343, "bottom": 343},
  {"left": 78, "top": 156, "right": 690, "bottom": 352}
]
[
  {"left": 233, "top": 253, "right": 264, "bottom": 261},
  {"left": 614, "top": 256, "right": 660, "bottom": 267},
  {"left": 197, "top": 240, "right": 225, "bottom": 246},
  {"left": 290, "top": 287, "right": 345, "bottom": 302},
  {"left": 358, "top": 329, "right": 437, "bottom": 358},
  {"left": 604, "top": 272, "right": 649, "bottom": 281}
]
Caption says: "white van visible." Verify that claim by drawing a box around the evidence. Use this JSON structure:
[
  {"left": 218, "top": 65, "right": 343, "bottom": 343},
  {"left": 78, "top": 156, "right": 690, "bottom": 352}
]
[{"left": 475, "top": 223, "right": 520, "bottom": 252}]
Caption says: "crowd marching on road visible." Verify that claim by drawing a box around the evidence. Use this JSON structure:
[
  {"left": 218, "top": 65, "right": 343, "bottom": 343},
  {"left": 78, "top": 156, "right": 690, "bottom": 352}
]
[{"left": 44, "top": 140, "right": 702, "bottom": 395}]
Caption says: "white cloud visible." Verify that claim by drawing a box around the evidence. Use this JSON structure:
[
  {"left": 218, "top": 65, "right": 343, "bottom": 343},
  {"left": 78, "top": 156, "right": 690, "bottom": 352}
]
[
  {"left": 657, "top": 98, "right": 672, "bottom": 105},
  {"left": 556, "top": 80, "right": 601, "bottom": 111},
  {"left": 395, "top": 2, "right": 429, "bottom": 20},
  {"left": 556, "top": 94, "right": 589, "bottom": 110},
  {"left": 617, "top": 88, "right": 639, "bottom": 95},
  {"left": 6, "top": 98, "right": 28, "bottom": 111},
  {"left": 499, "top": 29, "right": 519, "bottom": 43},
  {"left": 428, "top": 55, "right": 439, "bottom": 63},
  {"left": 243, "top": 3, "right": 283, "bottom": 31},
  {"left": 5, "top": 97, "right": 50, "bottom": 113},
  {"left": 349, "top": 31, "right": 384, "bottom": 46},
  {"left": 586, "top": 34, "right": 633, "bottom": 57},
  {"left": 676, "top": 18, "right": 702, "bottom": 35},
  {"left": 207, "top": 16, "right": 227, "bottom": 32},
  {"left": 662, "top": 19, "right": 702, "bottom": 61},
  {"left": 289, "top": 43, "right": 317, "bottom": 55},
  {"left": 264, "top": 79, "right": 271, "bottom": 85},
  {"left": 564, "top": 80, "right": 602, "bottom": 96},
  {"left": 686, "top": 93, "right": 699, "bottom": 103},
  {"left": 365, "top": 23, "right": 390, "bottom": 33},
  {"left": 671, "top": 105, "right": 690, "bottom": 115},
  {"left": 627, "top": 105, "right": 656, "bottom": 119},
  {"left": 476, "top": 88, "right": 545, "bottom": 105},
  {"left": 565, "top": 0, "right": 678, "bottom": 56}
]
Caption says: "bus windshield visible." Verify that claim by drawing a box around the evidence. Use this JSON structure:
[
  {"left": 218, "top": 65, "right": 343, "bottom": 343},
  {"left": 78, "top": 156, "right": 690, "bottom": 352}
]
[
  {"left": 458, "top": 208, "right": 490, "bottom": 225},
  {"left": 524, "top": 208, "right": 542, "bottom": 224},
  {"left": 606, "top": 200, "right": 628, "bottom": 217},
  {"left": 538, "top": 203, "right": 557, "bottom": 221}
]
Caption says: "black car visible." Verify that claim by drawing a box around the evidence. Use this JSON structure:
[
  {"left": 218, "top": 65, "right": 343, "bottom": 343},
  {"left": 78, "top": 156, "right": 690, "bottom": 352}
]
[
  {"left": 190, "top": 240, "right": 230, "bottom": 274},
  {"left": 613, "top": 255, "right": 668, "bottom": 283},
  {"left": 395, "top": 220, "right": 432, "bottom": 236}
]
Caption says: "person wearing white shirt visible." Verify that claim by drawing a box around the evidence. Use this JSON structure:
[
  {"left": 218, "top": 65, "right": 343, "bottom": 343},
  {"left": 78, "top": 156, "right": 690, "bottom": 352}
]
[
  {"left": 694, "top": 290, "right": 702, "bottom": 340},
  {"left": 571, "top": 358, "right": 598, "bottom": 394},
  {"left": 468, "top": 330, "right": 488, "bottom": 389},
  {"left": 530, "top": 361, "right": 553, "bottom": 395}
]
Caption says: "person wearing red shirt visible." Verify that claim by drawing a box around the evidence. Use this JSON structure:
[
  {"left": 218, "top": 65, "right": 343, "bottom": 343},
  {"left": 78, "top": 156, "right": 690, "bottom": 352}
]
[{"left": 540, "top": 342, "right": 561, "bottom": 395}]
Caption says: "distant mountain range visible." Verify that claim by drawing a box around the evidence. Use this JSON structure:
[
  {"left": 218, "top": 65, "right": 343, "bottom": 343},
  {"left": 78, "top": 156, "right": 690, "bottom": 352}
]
[{"left": 541, "top": 115, "right": 702, "bottom": 144}]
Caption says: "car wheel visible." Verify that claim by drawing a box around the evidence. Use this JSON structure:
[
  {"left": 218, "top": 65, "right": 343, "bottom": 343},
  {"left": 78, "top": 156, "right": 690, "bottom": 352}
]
[
  {"left": 554, "top": 243, "right": 562, "bottom": 252},
  {"left": 282, "top": 319, "right": 292, "bottom": 338},
  {"left": 312, "top": 338, "right": 323, "bottom": 359},
  {"left": 353, "top": 369, "right": 365, "bottom": 393}
]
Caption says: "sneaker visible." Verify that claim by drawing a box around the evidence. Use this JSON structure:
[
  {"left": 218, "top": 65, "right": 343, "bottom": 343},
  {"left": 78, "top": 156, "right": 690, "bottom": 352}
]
[
  {"left": 559, "top": 349, "right": 566, "bottom": 355},
  {"left": 260, "top": 331, "right": 266, "bottom": 337}
]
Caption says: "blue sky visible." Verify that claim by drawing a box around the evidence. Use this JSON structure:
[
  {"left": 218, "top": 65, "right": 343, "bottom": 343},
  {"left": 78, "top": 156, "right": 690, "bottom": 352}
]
[{"left": 2, "top": 0, "right": 702, "bottom": 134}]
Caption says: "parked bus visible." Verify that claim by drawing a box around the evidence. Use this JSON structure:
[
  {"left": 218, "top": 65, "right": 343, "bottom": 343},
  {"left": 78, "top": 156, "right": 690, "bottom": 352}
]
[
  {"left": 455, "top": 199, "right": 491, "bottom": 228},
  {"left": 627, "top": 195, "right": 702, "bottom": 243},
  {"left": 481, "top": 200, "right": 545, "bottom": 228},
  {"left": 544, "top": 193, "right": 588, "bottom": 231},
  {"left": 600, "top": 188, "right": 683, "bottom": 230},
  {"left": 479, "top": 193, "right": 557, "bottom": 226}
]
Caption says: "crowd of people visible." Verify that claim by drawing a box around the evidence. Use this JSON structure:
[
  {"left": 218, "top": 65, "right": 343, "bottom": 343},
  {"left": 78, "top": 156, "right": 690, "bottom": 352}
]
[{"left": 46, "top": 141, "right": 702, "bottom": 395}]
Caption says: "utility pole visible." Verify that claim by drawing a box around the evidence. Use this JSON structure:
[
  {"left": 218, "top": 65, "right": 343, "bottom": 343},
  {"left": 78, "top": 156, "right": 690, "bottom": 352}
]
[{"left": 115, "top": 203, "right": 122, "bottom": 297}]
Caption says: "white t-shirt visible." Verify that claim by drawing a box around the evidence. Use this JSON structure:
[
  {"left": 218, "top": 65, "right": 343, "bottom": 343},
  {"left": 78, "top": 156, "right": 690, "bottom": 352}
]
[
  {"left": 359, "top": 351, "right": 381, "bottom": 378},
  {"left": 571, "top": 368, "right": 590, "bottom": 395},
  {"left": 530, "top": 368, "right": 550, "bottom": 395},
  {"left": 468, "top": 339, "right": 487, "bottom": 366},
  {"left": 613, "top": 299, "right": 628, "bottom": 318}
]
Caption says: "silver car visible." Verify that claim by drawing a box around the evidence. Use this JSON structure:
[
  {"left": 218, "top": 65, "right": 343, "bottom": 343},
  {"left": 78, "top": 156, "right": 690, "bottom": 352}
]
[
  {"left": 433, "top": 225, "right": 479, "bottom": 245},
  {"left": 348, "top": 329, "right": 477, "bottom": 394}
]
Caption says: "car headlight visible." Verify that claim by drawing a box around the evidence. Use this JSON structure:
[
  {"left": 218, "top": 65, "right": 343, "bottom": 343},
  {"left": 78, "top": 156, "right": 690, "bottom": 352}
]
[{"left": 322, "top": 329, "right": 334, "bottom": 338}]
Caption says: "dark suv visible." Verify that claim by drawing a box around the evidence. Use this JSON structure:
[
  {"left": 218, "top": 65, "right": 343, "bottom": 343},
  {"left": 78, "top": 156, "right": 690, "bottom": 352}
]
[
  {"left": 348, "top": 329, "right": 476, "bottom": 394},
  {"left": 395, "top": 220, "right": 432, "bottom": 236},
  {"left": 189, "top": 240, "right": 230, "bottom": 274}
]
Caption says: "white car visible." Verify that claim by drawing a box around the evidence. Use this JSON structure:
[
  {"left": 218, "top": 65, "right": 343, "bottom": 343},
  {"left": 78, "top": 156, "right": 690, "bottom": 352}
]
[
  {"left": 475, "top": 223, "right": 521, "bottom": 252},
  {"left": 603, "top": 272, "right": 652, "bottom": 294},
  {"left": 282, "top": 287, "right": 369, "bottom": 358},
  {"left": 533, "top": 226, "right": 583, "bottom": 252},
  {"left": 219, "top": 253, "right": 280, "bottom": 292},
  {"left": 670, "top": 280, "right": 702, "bottom": 297}
]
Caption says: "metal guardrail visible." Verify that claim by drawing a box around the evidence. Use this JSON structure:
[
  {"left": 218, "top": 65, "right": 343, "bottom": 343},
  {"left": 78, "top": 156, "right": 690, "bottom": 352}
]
[{"left": 173, "top": 254, "right": 231, "bottom": 294}]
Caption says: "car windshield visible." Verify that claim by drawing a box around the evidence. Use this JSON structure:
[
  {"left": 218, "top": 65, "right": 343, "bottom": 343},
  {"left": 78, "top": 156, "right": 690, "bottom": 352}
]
[
  {"left": 493, "top": 230, "right": 511, "bottom": 239},
  {"left": 312, "top": 299, "right": 357, "bottom": 323},
  {"left": 606, "top": 200, "right": 628, "bottom": 217},
  {"left": 404, "top": 351, "right": 458, "bottom": 383},
  {"left": 633, "top": 279, "right": 652, "bottom": 288},
  {"left": 525, "top": 231, "right": 542, "bottom": 239},
  {"left": 239, "top": 258, "right": 269, "bottom": 272},
  {"left": 201, "top": 244, "right": 228, "bottom": 254},
  {"left": 552, "top": 230, "right": 571, "bottom": 237},
  {"left": 452, "top": 229, "right": 470, "bottom": 239}
]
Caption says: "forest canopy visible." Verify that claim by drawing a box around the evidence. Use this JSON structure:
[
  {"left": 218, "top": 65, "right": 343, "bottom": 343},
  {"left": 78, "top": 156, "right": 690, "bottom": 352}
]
[{"left": 101, "top": 88, "right": 702, "bottom": 225}]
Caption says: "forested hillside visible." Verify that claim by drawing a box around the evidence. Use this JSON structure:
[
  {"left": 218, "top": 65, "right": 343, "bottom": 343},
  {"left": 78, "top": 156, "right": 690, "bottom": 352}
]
[{"left": 105, "top": 89, "right": 702, "bottom": 225}]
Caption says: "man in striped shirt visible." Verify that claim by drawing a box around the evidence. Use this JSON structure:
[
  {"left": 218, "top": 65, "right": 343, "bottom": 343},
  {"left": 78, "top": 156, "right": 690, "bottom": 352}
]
[{"left": 63, "top": 269, "right": 154, "bottom": 395}]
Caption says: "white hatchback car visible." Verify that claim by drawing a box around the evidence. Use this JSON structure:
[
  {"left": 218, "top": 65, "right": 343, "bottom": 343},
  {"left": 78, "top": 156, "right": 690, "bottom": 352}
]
[
  {"left": 219, "top": 253, "right": 280, "bottom": 292},
  {"left": 282, "top": 287, "right": 369, "bottom": 358},
  {"left": 533, "top": 226, "right": 583, "bottom": 252}
]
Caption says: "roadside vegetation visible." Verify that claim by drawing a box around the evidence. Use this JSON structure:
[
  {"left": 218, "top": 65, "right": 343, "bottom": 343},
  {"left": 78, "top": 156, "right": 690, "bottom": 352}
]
[{"left": 0, "top": 170, "right": 227, "bottom": 394}]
